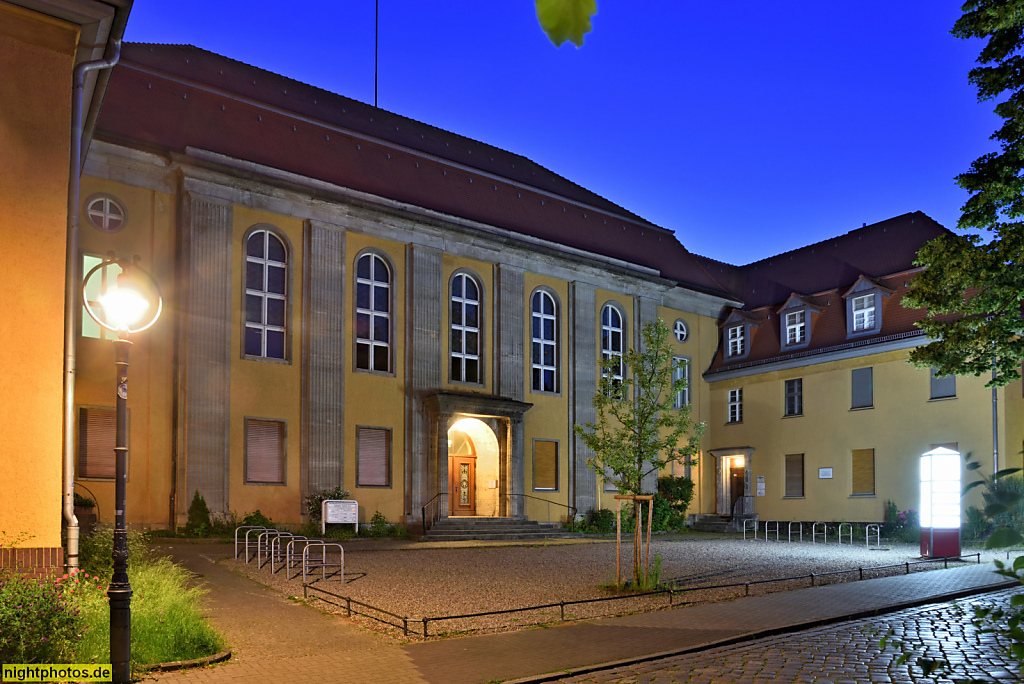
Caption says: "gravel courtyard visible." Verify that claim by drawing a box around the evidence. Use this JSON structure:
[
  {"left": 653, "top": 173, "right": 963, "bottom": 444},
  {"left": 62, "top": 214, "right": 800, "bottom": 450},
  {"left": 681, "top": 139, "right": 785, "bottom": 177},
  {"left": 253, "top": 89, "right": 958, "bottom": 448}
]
[{"left": 223, "top": 534, "right": 1007, "bottom": 638}]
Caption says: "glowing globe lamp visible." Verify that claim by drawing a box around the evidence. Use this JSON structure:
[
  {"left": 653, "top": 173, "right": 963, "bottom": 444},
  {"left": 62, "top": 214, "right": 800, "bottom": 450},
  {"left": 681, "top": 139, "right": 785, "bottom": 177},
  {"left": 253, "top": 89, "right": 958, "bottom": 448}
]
[{"left": 919, "top": 447, "right": 961, "bottom": 558}]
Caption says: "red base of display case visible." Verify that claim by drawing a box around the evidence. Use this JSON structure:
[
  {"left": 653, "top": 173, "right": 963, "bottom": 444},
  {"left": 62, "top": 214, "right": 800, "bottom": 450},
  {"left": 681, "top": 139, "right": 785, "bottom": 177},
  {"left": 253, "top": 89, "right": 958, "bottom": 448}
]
[{"left": 920, "top": 528, "right": 960, "bottom": 558}]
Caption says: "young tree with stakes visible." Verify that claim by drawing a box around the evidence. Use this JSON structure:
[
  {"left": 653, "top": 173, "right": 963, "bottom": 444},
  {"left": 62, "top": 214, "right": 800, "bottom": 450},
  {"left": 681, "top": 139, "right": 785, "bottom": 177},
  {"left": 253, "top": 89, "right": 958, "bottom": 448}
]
[{"left": 574, "top": 318, "right": 705, "bottom": 586}]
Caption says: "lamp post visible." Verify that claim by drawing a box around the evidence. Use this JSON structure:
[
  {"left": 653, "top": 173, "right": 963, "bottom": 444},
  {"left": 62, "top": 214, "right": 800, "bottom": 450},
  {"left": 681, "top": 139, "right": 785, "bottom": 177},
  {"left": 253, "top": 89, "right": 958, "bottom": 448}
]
[{"left": 82, "top": 256, "right": 162, "bottom": 684}]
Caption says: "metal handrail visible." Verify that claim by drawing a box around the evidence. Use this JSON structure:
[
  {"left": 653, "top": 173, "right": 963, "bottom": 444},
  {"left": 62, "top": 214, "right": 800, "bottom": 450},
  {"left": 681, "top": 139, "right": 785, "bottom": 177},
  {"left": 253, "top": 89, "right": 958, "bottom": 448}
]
[
  {"left": 743, "top": 518, "right": 757, "bottom": 540},
  {"left": 866, "top": 523, "right": 882, "bottom": 549},
  {"left": 235, "top": 525, "right": 266, "bottom": 559},
  {"left": 421, "top": 491, "right": 448, "bottom": 536},
  {"left": 508, "top": 493, "right": 577, "bottom": 531},
  {"left": 765, "top": 520, "right": 780, "bottom": 542},
  {"left": 812, "top": 522, "right": 827, "bottom": 544},
  {"left": 837, "top": 522, "right": 852, "bottom": 544},
  {"left": 788, "top": 521, "right": 803, "bottom": 543}
]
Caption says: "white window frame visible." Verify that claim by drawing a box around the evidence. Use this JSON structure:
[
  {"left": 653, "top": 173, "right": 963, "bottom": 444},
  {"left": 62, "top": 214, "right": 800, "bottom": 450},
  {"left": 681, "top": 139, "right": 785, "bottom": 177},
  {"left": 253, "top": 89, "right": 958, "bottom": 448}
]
[
  {"left": 673, "top": 356, "right": 691, "bottom": 409},
  {"left": 244, "top": 229, "right": 288, "bottom": 360},
  {"left": 727, "top": 326, "right": 745, "bottom": 357},
  {"left": 531, "top": 290, "right": 559, "bottom": 393},
  {"left": 601, "top": 304, "right": 625, "bottom": 386},
  {"left": 728, "top": 388, "right": 743, "bottom": 423},
  {"left": 851, "top": 294, "right": 875, "bottom": 332},
  {"left": 673, "top": 319, "right": 688, "bottom": 343},
  {"left": 450, "top": 272, "right": 482, "bottom": 384},
  {"left": 355, "top": 252, "right": 392, "bottom": 373},
  {"left": 785, "top": 310, "right": 806, "bottom": 346},
  {"left": 784, "top": 378, "right": 803, "bottom": 416}
]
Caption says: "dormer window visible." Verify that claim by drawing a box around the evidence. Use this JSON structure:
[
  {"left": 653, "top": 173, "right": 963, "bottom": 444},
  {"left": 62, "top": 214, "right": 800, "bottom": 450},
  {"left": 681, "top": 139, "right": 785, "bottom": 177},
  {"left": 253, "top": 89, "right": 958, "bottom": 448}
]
[
  {"left": 785, "top": 311, "right": 805, "bottom": 345},
  {"left": 844, "top": 276, "right": 891, "bottom": 338},
  {"left": 727, "top": 326, "right": 745, "bottom": 357},
  {"left": 851, "top": 295, "right": 875, "bottom": 332}
]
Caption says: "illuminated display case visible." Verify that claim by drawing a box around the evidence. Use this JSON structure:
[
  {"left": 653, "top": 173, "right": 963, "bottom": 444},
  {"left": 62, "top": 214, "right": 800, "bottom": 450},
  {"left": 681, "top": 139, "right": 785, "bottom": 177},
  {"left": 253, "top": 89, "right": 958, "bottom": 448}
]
[{"left": 919, "top": 447, "right": 961, "bottom": 558}]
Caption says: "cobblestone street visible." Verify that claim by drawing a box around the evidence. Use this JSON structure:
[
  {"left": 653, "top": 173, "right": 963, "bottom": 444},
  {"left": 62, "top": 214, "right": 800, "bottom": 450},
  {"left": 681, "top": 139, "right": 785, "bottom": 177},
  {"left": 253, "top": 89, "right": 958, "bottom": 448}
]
[{"left": 555, "top": 588, "right": 1021, "bottom": 684}]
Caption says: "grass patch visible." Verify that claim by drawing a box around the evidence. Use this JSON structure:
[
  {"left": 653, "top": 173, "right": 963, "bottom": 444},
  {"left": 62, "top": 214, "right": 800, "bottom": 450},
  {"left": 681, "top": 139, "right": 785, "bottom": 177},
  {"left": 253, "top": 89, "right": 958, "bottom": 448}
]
[{"left": 66, "top": 527, "right": 224, "bottom": 673}]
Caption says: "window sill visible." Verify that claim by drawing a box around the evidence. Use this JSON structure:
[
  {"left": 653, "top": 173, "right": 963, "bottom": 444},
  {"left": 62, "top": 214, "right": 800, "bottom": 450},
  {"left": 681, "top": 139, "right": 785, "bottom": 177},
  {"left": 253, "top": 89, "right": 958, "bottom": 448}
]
[
  {"left": 725, "top": 421, "right": 743, "bottom": 426},
  {"left": 354, "top": 368, "right": 397, "bottom": 378},
  {"left": 849, "top": 406, "right": 874, "bottom": 411},
  {"left": 928, "top": 396, "right": 957, "bottom": 402},
  {"left": 849, "top": 494, "right": 875, "bottom": 498},
  {"left": 530, "top": 389, "right": 562, "bottom": 397},
  {"left": 243, "top": 354, "right": 291, "bottom": 365},
  {"left": 782, "top": 413, "right": 803, "bottom": 419},
  {"left": 243, "top": 481, "right": 287, "bottom": 487},
  {"left": 355, "top": 484, "right": 393, "bottom": 489},
  {"left": 782, "top": 496, "right": 805, "bottom": 500},
  {"left": 532, "top": 489, "right": 559, "bottom": 493}
]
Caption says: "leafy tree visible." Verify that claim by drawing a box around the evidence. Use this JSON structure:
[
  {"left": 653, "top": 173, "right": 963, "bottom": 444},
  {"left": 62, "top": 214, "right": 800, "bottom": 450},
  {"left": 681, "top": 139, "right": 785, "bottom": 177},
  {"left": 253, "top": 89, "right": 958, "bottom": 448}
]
[
  {"left": 535, "top": 0, "right": 597, "bottom": 47},
  {"left": 575, "top": 318, "right": 704, "bottom": 496},
  {"left": 904, "top": 0, "right": 1024, "bottom": 387},
  {"left": 574, "top": 319, "right": 704, "bottom": 584}
]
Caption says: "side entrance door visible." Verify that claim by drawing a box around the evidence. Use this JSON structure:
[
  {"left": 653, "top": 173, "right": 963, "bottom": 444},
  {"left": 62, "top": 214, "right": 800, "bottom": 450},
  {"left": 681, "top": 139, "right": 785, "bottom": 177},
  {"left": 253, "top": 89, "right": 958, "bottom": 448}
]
[{"left": 449, "top": 456, "right": 477, "bottom": 516}]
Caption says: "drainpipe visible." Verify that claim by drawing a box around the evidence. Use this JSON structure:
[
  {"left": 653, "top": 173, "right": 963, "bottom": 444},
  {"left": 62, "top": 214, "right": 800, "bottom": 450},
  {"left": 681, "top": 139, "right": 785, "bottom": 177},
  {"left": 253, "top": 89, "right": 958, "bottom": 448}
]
[
  {"left": 993, "top": 361, "right": 999, "bottom": 478},
  {"left": 63, "top": 40, "right": 122, "bottom": 572}
]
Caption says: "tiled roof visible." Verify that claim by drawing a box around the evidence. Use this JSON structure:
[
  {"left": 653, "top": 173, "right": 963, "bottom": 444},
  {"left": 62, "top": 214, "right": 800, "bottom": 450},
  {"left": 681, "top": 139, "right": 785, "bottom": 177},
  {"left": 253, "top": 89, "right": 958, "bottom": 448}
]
[
  {"left": 93, "top": 43, "right": 731, "bottom": 298},
  {"left": 706, "top": 271, "right": 928, "bottom": 374},
  {"left": 693, "top": 212, "right": 951, "bottom": 309}
]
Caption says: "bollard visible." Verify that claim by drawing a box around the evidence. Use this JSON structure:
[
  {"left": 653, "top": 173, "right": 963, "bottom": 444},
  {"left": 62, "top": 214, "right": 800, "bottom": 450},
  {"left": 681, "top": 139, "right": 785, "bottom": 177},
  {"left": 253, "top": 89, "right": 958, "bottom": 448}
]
[
  {"left": 346, "top": 597, "right": 352, "bottom": 617},
  {"left": 810, "top": 573, "right": 815, "bottom": 587},
  {"left": 905, "top": 562, "right": 910, "bottom": 575},
  {"left": 859, "top": 567, "right": 863, "bottom": 580},
  {"left": 423, "top": 618, "right": 429, "bottom": 638},
  {"left": 560, "top": 601, "right": 565, "bottom": 621},
  {"left": 745, "top": 582, "right": 750, "bottom": 596},
  {"left": 403, "top": 618, "right": 408, "bottom": 637}
]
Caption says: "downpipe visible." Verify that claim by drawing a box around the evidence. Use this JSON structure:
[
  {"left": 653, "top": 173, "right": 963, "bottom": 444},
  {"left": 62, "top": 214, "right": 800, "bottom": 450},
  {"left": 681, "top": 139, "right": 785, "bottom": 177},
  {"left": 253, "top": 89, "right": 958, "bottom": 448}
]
[{"left": 63, "top": 40, "right": 121, "bottom": 572}]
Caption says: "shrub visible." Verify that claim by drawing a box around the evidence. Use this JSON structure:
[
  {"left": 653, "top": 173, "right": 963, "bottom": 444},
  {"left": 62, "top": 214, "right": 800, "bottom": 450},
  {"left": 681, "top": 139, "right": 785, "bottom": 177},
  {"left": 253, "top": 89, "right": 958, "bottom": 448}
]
[
  {"left": 184, "top": 491, "right": 212, "bottom": 537},
  {"left": 240, "top": 510, "right": 274, "bottom": 528},
  {"left": 963, "top": 506, "right": 991, "bottom": 541},
  {"left": 73, "top": 492, "right": 95, "bottom": 509},
  {"left": 78, "top": 526, "right": 150, "bottom": 579},
  {"left": 656, "top": 475, "right": 695, "bottom": 531},
  {"left": 368, "top": 511, "right": 390, "bottom": 538},
  {"left": 0, "top": 572, "right": 80, "bottom": 663},
  {"left": 586, "top": 508, "right": 615, "bottom": 534},
  {"left": 305, "top": 486, "right": 351, "bottom": 523},
  {"left": 985, "top": 475, "right": 1024, "bottom": 534}
]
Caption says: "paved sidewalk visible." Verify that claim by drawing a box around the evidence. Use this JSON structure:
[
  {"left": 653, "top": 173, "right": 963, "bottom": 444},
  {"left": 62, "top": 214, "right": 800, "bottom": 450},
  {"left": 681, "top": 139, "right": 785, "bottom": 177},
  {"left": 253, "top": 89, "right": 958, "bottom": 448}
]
[{"left": 148, "top": 542, "right": 1017, "bottom": 684}]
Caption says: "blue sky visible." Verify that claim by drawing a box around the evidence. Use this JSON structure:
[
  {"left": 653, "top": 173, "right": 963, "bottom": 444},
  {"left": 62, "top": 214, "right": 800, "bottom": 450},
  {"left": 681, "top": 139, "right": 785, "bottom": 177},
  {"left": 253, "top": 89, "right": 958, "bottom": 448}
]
[{"left": 124, "top": 1, "right": 995, "bottom": 265}]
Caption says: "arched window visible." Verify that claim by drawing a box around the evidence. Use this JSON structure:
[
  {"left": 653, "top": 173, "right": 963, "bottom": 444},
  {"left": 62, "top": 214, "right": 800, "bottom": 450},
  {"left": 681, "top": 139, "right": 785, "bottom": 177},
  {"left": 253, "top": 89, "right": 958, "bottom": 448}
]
[
  {"left": 245, "top": 229, "right": 287, "bottom": 360},
  {"left": 601, "top": 304, "right": 625, "bottom": 385},
  {"left": 451, "top": 272, "right": 481, "bottom": 383},
  {"left": 531, "top": 289, "right": 558, "bottom": 393},
  {"left": 355, "top": 252, "right": 392, "bottom": 372}
]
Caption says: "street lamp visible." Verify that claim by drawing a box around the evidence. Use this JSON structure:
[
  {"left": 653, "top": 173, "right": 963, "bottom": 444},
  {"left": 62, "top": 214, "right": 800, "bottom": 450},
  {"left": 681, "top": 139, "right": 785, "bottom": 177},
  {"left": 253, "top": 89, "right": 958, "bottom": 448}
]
[{"left": 82, "top": 256, "right": 162, "bottom": 684}]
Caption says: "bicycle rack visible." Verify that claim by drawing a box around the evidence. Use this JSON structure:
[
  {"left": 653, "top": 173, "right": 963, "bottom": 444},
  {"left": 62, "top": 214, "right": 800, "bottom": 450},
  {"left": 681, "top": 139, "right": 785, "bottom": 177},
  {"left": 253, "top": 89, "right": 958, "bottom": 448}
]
[
  {"left": 743, "top": 518, "right": 758, "bottom": 540},
  {"left": 866, "top": 523, "right": 882, "bottom": 549},
  {"left": 287, "top": 538, "right": 321, "bottom": 580},
  {"left": 270, "top": 533, "right": 300, "bottom": 573},
  {"left": 235, "top": 525, "right": 266, "bottom": 559},
  {"left": 257, "top": 530, "right": 287, "bottom": 568},
  {"left": 765, "top": 520, "right": 780, "bottom": 542},
  {"left": 788, "top": 521, "right": 803, "bottom": 543},
  {"left": 837, "top": 523, "right": 852, "bottom": 545},
  {"left": 245, "top": 527, "right": 272, "bottom": 564},
  {"left": 812, "top": 522, "right": 827, "bottom": 544},
  {"left": 303, "top": 542, "right": 344, "bottom": 584}
]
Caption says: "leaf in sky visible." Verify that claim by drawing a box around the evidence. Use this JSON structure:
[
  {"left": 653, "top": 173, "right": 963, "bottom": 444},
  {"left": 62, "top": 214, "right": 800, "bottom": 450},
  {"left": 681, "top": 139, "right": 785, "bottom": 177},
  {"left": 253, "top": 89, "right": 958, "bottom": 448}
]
[{"left": 535, "top": 0, "right": 596, "bottom": 47}]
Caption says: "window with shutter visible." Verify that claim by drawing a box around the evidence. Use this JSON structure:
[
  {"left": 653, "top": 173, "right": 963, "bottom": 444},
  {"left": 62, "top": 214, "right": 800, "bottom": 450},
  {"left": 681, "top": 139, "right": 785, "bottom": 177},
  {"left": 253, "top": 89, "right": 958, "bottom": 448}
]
[
  {"left": 533, "top": 440, "right": 558, "bottom": 491},
  {"left": 851, "top": 367, "right": 873, "bottom": 409},
  {"left": 785, "top": 454, "right": 804, "bottom": 497},
  {"left": 851, "top": 449, "right": 875, "bottom": 495},
  {"left": 929, "top": 369, "right": 956, "bottom": 400},
  {"left": 357, "top": 427, "right": 391, "bottom": 487},
  {"left": 245, "top": 419, "right": 285, "bottom": 484},
  {"left": 78, "top": 407, "right": 116, "bottom": 479}
]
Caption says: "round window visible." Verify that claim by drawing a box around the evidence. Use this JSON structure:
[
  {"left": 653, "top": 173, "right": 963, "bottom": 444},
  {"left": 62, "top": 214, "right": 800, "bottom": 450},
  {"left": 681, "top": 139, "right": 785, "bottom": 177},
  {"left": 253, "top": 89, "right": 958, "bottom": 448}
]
[
  {"left": 673, "top": 319, "right": 688, "bottom": 343},
  {"left": 85, "top": 195, "right": 127, "bottom": 233}
]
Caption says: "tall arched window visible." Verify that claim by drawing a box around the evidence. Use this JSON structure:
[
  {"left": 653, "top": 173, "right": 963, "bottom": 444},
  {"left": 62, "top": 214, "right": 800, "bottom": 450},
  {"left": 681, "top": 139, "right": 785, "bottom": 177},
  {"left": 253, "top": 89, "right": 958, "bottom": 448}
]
[
  {"left": 601, "top": 304, "right": 624, "bottom": 385},
  {"left": 355, "top": 252, "right": 392, "bottom": 372},
  {"left": 245, "top": 229, "right": 287, "bottom": 360},
  {"left": 451, "top": 272, "right": 481, "bottom": 383},
  {"left": 531, "top": 289, "right": 558, "bottom": 393}
]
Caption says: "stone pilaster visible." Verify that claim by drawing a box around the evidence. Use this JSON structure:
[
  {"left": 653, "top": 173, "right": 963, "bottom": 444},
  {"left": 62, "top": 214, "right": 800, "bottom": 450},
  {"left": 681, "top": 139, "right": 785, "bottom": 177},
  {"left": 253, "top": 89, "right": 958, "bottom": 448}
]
[{"left": 569, "top": 282, "right": 597, "bottom": 515}]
